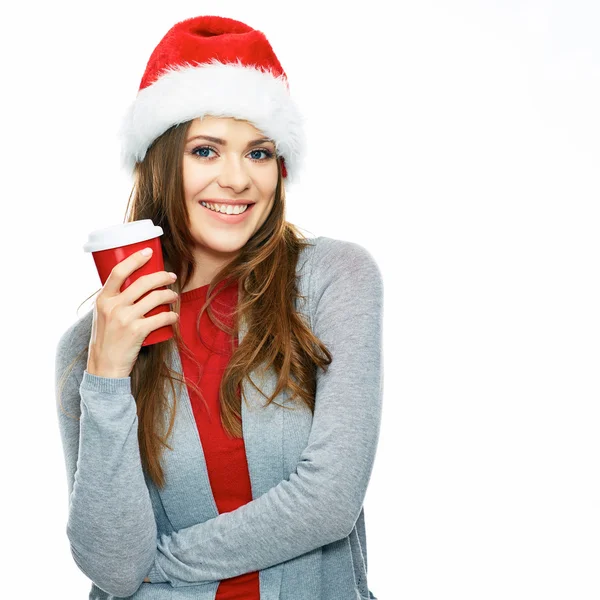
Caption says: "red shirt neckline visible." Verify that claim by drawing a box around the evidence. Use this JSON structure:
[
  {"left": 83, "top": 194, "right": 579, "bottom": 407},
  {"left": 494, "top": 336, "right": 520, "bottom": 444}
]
[
  {"left": 180, "top": 283, "right": 211, "bottom": 303},
  {"left": 180, "top": 279, "right": 238, "bottom": 304}
]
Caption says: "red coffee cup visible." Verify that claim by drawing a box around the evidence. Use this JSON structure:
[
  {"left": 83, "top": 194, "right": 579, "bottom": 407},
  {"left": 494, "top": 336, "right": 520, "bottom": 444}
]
[{"left": 83, "top": 219, "right": 174, "bottom": 346}]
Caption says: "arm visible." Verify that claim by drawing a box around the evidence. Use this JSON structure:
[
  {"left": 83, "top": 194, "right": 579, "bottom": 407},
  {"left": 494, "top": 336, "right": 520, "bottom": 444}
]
[
  {"left": 55, "top": 324, "right": 157, "bottom": 597},
  {"left": 146, "top": 238, "right": 384, "bottom": 586}
]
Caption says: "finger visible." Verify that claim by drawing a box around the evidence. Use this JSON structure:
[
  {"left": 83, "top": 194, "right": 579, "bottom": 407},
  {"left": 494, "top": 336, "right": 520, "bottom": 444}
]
[
  {"left": 103, "top": 247, "right": 153, "bottom": 297},
  {"left": 129, "top": 287, "right": 178, "bottom": 320},
  {"left": 138, "top": 307, "right": 179, "bottom": 337}
]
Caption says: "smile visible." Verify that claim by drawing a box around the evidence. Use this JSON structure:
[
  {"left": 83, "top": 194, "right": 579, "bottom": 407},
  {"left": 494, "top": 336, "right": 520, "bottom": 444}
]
[
  {"left": 199, "top": 200, "right": 255, "bottom": 223},
  {"left": 200, "top": 201, "right": 250, "bottom": 214}
]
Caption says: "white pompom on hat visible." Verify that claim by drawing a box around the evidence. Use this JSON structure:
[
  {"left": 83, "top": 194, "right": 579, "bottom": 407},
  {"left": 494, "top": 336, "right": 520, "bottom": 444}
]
[{"left": 117, "top": 15, "right": 306, "bottom": 184}]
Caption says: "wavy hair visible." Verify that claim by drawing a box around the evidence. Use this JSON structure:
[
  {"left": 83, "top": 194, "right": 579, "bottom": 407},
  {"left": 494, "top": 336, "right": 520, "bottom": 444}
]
[{"left": 57, "top": 119, "right": 332, "bottom": 490}]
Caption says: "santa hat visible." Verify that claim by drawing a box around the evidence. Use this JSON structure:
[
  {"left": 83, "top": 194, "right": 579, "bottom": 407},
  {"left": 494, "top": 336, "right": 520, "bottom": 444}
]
[{"left": 117, "top": 15, "right": 306, "bottom": 184}]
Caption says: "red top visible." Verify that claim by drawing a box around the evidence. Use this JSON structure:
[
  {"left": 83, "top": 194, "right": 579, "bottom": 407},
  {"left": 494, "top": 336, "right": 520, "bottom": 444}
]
[{"left": 177, "top": 279, "right": 260, "bottom": 600}]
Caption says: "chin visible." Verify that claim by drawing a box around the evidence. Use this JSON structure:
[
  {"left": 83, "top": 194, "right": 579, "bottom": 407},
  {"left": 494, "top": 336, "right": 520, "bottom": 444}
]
[{"left": 192, "top": 228, "right": 252, "bottom": 255}]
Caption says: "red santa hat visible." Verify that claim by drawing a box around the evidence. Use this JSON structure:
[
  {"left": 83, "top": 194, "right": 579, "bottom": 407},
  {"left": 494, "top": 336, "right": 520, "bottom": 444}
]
[{"left": 117, "top": 15, "right": 305, "bottom": 184}]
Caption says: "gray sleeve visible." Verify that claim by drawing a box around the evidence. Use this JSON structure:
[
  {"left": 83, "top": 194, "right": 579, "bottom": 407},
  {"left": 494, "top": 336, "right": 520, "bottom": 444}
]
[
  {"left": 55, "top": 326, "right": 158, "bottom": 597},
  {"left": 146, "top": 237, "right": 384, "bottom": 587}
]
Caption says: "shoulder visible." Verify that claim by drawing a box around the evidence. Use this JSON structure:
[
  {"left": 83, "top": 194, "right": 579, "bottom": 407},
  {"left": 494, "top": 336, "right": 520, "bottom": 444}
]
[
  {"left": 55, "top": 308, "right": 93, "bottom": 412},
  {"left": 309, "top": 235, "right": 383, "bottom": 292},
  {"left": 298, "top": 236, "right": 383, "bottom": 331},
  {"left": 55, "top": 307, "right": 94, "bottom": 374}
]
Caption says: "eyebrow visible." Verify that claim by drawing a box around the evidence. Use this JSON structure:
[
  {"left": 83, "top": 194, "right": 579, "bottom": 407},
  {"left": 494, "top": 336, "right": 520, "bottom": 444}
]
[{"left": 186, "top": 134, "right": 274, "bottom": 147}]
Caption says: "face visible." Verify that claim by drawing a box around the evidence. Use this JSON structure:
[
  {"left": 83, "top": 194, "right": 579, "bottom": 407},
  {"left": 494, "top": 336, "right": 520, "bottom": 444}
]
[{"left": 182, "top": 116, "right": 279, "bottom": 265}]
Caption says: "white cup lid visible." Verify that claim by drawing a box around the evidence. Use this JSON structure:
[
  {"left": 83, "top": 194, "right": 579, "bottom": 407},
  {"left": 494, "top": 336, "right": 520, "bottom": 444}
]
[{"left": 83, "top": 219, "right": 164, "bottom": 252}]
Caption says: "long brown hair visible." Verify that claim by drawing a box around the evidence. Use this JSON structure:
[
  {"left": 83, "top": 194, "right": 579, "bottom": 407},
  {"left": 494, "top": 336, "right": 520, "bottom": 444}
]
[{"left": 57, "top": 118, "right": 332, "bottom": 490}]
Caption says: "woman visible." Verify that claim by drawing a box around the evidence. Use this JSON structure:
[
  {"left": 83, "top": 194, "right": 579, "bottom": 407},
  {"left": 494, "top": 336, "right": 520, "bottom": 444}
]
[{"left": 55, "top": 14, "right": 383, "bottom": 600}]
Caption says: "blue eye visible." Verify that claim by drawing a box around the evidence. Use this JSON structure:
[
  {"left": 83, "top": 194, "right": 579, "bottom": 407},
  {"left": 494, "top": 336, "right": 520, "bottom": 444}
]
[
  {"left": 249, "top": 149, "right": 273, "bottom": 160},
  {"left": 192, "top": 146, "right": 215, "bottom": 158},
  {"left": 190, "top": 146, "right": 274, "bottom": 162}
]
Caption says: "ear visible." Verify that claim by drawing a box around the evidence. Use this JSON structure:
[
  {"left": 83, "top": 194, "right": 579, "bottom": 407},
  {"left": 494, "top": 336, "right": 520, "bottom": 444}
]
[{"left": 279, "top": 156, "right": 288, "bottom": 178}]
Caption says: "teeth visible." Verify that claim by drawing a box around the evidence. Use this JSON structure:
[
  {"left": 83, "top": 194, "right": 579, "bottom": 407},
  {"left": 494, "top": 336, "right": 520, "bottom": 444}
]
[{"left": 201, "top": 202, "right": 249, "bottom": 214}]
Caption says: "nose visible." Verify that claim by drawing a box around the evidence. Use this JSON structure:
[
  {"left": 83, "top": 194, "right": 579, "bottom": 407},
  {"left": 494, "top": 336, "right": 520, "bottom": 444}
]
[{"left": 216, "top": 154, "right": 251, "bottom": 193}]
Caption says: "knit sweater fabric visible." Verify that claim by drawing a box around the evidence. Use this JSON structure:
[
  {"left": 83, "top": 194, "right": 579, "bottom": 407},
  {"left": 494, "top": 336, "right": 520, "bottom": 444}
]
[{"left": 55, "top": 236, "right": 383, "bottom": 599}]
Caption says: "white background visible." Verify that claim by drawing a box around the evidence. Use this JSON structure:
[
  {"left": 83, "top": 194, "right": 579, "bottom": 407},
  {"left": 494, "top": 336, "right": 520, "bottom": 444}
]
[{"left": 2, "top": 1, "right": 598, "bottom": 598}]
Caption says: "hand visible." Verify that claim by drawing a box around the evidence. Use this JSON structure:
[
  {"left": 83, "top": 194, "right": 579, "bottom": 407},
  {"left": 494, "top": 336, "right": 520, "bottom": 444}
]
[{"left": 86, "top": 247, "right": 179, "bottom": 379}]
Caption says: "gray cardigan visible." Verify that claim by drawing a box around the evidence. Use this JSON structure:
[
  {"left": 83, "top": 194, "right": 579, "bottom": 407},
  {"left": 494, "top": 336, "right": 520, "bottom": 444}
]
[{"left": 55, "top": 235, "right": 384, "bottom": 599}]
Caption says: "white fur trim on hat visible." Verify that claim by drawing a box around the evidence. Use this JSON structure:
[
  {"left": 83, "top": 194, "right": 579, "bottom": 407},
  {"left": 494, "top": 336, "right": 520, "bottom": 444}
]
[{"left": 117, "top": 59, "right": 306, "bottom": 184}]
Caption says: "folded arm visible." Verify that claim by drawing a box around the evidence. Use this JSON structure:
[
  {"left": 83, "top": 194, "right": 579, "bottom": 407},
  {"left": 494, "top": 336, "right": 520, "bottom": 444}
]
[{"left": 55, "top": 324, "right": 157, "bottom": 597}]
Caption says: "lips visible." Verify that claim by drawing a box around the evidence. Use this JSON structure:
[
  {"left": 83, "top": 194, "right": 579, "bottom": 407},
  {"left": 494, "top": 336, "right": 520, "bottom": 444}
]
[
  {"left": 199, "top": 200, "right": 256, "bottom": 222},
  {"left": 200, "top": 201, "right": 255, "bottom": 214},
  {"left": 200, "top": 199, "right": 256, "bottom": 206}
]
